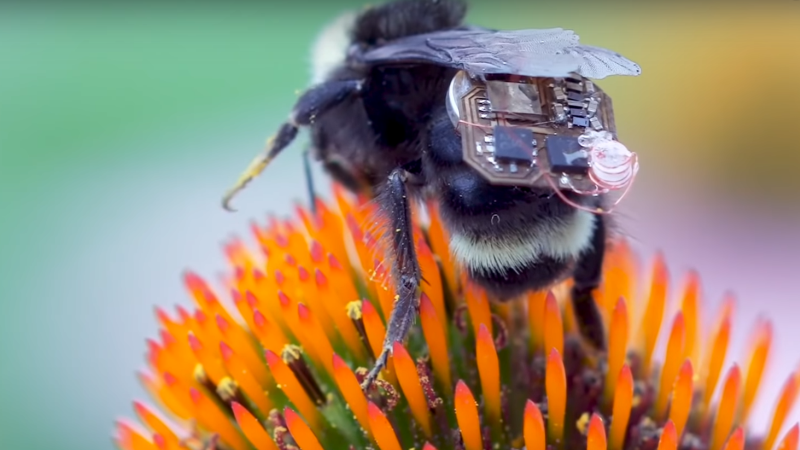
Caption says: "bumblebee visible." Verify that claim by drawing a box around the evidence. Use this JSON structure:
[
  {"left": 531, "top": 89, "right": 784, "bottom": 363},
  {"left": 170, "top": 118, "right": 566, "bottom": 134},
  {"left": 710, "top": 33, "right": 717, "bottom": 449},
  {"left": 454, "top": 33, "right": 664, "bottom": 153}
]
[{"left": 221, "top": 0, "right": 641, "bottom": 389}]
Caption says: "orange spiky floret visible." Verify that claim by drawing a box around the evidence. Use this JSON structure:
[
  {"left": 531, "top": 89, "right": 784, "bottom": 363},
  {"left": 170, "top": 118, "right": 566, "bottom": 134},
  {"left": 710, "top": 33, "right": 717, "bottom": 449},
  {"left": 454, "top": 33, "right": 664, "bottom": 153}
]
[
  {"left": 476, "top": 323, "right": 501, "bottom": 427},
  {"left": 609, "top": 365, "right": 633, "bottom": 450},
  {"left": 454, "top": 380, "right": 483, "bottom": 450},
  {"left": 524, "top": 400, "right": 546, "bottom": 450},
  {"left": 543, "top": 291, "right": 565, "bottom": 357},
  {"left": 653, "top": 312, "right": 685, "bottom": 421},
  {"left": 669, "top": 359, "right": 694, "bottom": 440},
  {"left": 368, "top": 401, "right": 404, "bottom": 450},
  {"left": 657, "top": 421, "right": 678, "bottom": 450},
  {"left": 587, "top": 414, "right": 607, "bottom": 450},
  {"left": 527, "top": 290, "right": 548, "bottom": 354},
  {"left": 603, "top": 298, "right": 629, "bottom": 409},
  {"left": 546, "top": 348, "right": 567, "bottom": 445},
  {"left": 778, "top": 424, "right": 799, "bottom": 450},
  {"left": 230, "top": 402, "right": 279, "bottom": 450},
  {"left": 116, "top": 186, "right": 800, "bottom": 450},
  {"left": 392, "top": 342, "right": 433, "bottom": 437},
  {"left": 283, "top": 407, "right": 325, "bottom": 450},
  {"left": 419, "top": 292, "right": 451, "bottom": 391}
]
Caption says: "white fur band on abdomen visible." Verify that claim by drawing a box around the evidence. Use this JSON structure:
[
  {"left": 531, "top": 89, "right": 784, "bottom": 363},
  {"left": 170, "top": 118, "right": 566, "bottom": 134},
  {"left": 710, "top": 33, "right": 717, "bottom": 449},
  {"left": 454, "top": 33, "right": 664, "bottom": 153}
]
[{"left": 449, "top": 210, "right": 595, "bottom": 274}]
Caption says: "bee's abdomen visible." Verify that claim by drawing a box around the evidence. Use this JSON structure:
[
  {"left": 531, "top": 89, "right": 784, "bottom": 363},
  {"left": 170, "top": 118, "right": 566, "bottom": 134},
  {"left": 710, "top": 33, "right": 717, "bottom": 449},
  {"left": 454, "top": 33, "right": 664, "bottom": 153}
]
[
  {"left": 465, "top": 253, "right": 571, "bottom": 301},
  {"left": 427, "top": 109, "right": 597, "bottom": 299},
  {"left": 445, "top": 206, "right": 595, "bottom": 299}
]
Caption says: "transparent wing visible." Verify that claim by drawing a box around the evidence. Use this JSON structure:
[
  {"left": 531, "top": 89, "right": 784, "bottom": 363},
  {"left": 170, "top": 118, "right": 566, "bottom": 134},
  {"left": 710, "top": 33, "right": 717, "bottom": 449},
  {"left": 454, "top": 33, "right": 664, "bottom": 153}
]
[
  {"left": 356, "top": 28, "right": 641, "bottom": 79},
  {"left": 566, "top": 44, "right": 642, "bottom": 79}
]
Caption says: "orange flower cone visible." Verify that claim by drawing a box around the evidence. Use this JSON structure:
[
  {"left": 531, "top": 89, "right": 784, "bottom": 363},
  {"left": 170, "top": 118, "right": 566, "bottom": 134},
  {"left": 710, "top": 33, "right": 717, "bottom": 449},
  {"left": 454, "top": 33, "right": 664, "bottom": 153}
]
[{"left": 115, "top": 185, "right": 800, "bottom": 450}]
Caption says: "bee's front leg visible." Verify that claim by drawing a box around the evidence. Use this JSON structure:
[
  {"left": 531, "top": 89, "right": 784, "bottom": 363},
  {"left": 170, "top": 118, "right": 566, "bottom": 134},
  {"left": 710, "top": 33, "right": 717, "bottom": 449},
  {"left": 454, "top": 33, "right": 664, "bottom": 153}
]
[
  {"left": 360, "top": 167, "right": 422, "bottom": 392},
  {"left": 222, "top": 79, "right": 362, "bottom": 211}
]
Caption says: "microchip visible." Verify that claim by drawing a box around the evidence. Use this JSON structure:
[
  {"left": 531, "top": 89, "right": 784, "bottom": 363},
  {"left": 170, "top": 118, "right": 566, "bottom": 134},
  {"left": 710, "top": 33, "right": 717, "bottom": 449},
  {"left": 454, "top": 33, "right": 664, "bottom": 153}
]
[
  {"left": 493, "top": 125, "right": 534, "bottom": 163},
  {"left": 545, "top": 135, "right": 590, "bottom": 174},
  {"left": 572, "top": 117, "right": 590, "bottom": 127},
  {"left": 567, "top": 91, "right": 584, "bottom": 101},
  {"left": 570, "top": 108, "right": 587, "bottom": 117}
]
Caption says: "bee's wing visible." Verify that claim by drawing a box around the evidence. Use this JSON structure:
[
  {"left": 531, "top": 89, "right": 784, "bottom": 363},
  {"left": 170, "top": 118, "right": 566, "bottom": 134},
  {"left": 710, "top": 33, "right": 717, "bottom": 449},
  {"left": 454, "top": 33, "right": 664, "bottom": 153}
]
[{"left": 357, "top": 28, "right": 641, "bottom": 79}]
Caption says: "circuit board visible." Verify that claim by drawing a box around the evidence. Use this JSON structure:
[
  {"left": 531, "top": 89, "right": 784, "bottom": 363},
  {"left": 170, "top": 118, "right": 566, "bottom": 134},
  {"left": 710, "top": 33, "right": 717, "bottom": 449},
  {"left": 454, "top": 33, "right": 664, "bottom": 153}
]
[{"left": 456, "top": 73, "right": 618, "bottom": 191}]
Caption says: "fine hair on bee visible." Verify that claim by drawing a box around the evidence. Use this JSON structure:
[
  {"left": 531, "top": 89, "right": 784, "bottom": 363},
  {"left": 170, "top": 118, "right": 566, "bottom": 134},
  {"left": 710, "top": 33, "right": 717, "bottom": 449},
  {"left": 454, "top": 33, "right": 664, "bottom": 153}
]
[{"left": 220, "top": 0, "right": 641, "bottom": 391}]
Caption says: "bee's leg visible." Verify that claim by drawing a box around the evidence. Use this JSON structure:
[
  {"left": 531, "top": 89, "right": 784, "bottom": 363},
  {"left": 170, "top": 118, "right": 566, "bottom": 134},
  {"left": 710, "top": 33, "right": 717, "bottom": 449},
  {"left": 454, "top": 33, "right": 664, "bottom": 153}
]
[
  {"left": 322, "top": 154, "right": 373, "bottom": 196},
  {"left": 222, "top": 79, "right": 362, "bottom": 211},
  {"left": 361, "top": 168, "right": 421, "bottom": 391},
  {"left": 302, "top": 147, "right": 317, "bottom": 215},
  {"left": 571, "top": 214, "right": 607, "bottom": 351}
]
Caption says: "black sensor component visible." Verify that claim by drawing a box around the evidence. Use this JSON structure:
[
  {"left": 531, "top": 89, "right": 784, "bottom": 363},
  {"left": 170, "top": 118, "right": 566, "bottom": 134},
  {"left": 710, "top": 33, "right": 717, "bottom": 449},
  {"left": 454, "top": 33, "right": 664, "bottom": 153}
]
[
  {"left": 569, "top": 108, "right": 587, "bottom": 117},
  {"left": 572, "top": 117, "right": 589, "bottom": 127},
  {"left": 493, "top": 125, "right": 534, "bottom": 163},
  {"left": 545, "top": 135, "right": 590, "bottom": 174},
  {"left": 567, "top": 91, "right": 584, "bottom": 101}
]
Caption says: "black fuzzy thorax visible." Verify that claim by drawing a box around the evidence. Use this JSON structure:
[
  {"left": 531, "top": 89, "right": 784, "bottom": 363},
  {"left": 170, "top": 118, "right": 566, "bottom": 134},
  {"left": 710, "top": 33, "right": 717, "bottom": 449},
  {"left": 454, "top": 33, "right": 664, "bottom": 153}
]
[
  {"left": 351, "top": 0, "right": 467, "bottom": 46},
  {"left": 309, "top": 65, "right": 457, "bottom": 188},
  {"left": 308, "top": 0, "right": 467, "bottom": 188}
]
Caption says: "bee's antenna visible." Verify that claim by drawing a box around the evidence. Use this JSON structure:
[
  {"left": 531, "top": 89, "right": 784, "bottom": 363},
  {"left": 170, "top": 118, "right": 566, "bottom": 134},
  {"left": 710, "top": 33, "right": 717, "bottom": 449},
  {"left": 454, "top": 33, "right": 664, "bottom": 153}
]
[
  {"left": 302, "top": 147, "right": 318, "bottom": 215},
  {"left": 222, "top": 122, "right": 299, "bottom": 212},
  {"left": 221, "top": 79, "right": 362, "bottom": 212}
]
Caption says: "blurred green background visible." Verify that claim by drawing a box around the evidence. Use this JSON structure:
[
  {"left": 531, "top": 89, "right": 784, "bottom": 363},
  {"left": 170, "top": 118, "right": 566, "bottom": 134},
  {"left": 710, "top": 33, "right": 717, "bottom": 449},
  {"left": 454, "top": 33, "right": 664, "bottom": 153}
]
[{"left": 2, "top": 1, "right": 800, "bottom": 449}]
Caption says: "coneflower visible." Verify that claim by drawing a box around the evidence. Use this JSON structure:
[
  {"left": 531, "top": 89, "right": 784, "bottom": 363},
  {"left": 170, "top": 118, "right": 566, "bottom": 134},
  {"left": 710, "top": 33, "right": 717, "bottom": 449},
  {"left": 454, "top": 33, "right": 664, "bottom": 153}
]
[{"left": 114, "top": 185, "right": 799, "bottom": 450}]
